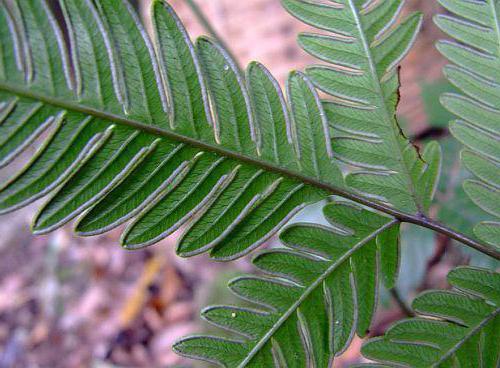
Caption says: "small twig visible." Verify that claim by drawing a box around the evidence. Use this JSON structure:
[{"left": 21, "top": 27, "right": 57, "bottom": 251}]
[
  {"left": 427, "top": 234, "right": 451, "bottom": 269},
  {"left": 419, "top": 233, "right": 451, "bottom": 291},
  {"left": 411, "top": 126, "right": 448, "bottom": 142},
  {"left": 184, "top": 0, "right": 241, "bottom": 70},
  {"left": 389, "top": 288, "right": 415, "bottom": 317}
]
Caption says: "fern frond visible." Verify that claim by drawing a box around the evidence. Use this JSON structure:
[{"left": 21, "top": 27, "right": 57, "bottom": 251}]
[
  {"left": 174, "top": 201, "right": 401, "bottom": 367},
  {"left": 435, "top": 0, "right": 500, "bottom": 250},
  {"left": 0, "top": 0, "right": 347, "bottom": 260},
  {"left": 282, "top": 0, "right": 441, "bottom": 215},
  {"left": 360, "top": 266, "right": 500, "bottom": 367}
]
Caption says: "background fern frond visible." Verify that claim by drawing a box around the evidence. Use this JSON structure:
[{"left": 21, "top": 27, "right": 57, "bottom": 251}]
[
  {"left": 282, "top": 0, "right": 442, "bottom": 215},
  {"left": 174, "top": 201, "right": 401, "bottom": 367},
  {"left": 435, "top": 0, "right": 500, "bottom": 250},
  {"left": 360, "top": 266, "right": 500, "bottom": 367}
]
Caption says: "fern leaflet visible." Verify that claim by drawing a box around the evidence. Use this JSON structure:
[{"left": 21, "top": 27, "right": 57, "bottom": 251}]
[
  {"left": 435, "top": 0, "right": 500, "bottom": 250},
  {"left": 283, "top": 0, "right": 441, "bottom": 215},
  {"left": 360, "top": 266, "right": 500, "bottom": 367},
  {"left": 0, "top": 0, "right": 345, "bottom": 260},
  {"left": 174, "top": 201, "right": 400, "bottom": 367}
]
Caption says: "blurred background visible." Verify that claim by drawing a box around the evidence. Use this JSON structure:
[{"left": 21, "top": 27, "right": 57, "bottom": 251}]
[{"left": 0, "top": 0, "right": 498, "bottom": 367}]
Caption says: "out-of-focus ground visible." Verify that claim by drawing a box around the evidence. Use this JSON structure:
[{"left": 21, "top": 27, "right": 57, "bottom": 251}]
[{"left": 0, "top": 0, "right": 457, "bottom": 367}]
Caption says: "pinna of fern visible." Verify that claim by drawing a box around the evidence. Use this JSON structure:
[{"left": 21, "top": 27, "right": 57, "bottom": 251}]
[
  {"left": 359, "top": 266, "right": 500, "bottom": 367},
  {"left": 283, "top": 0, "right": 435, "bottom": 215},
  {"left": 0, "top": 0, "right": 497, "bottom": 263},
  {"left": 435, "top": 0, "right": 500, "bottom": 251},
  {"left": 174, "top": 200, "right": 402, "bottom": 367},
  {"left": 0, "top": 0, "right": 344, "bottom": 261}
]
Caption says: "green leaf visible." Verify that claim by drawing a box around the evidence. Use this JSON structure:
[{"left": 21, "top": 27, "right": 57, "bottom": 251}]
[
  {"left": 436, "top": 137, "right": 490, "bottom": 237},
  {"left": 433, "top": 135, "right": 498, "bottom": 269},
  {"left": 174, "top": 201, "right": 400, "bottom": 367},
  {"left": 361, "top": 266, "right": 500, "bottom": 367},
  {"left": 436, "top": 0, "right": 500, "bottom": 250},
  {"left": 283, "top": 0, "right": 439, "bottom": 215},
  {"left": 0, "top": 0, "right": 351, "bottom": 260},
  {"left": 377, "top": 223, "right": 400, "bottom": 289},
  {"left": 0, "top": 0, "right": 445, "bottom": 261}
]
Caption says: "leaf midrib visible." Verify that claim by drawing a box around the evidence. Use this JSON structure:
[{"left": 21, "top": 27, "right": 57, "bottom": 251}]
[{"left": 237, "top": 218, "right": 399, "bottom": 367}]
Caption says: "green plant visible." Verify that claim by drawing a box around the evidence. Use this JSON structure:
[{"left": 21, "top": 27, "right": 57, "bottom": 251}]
[
  {"left": 0, "top": 0, "right": 498, "bottom": 367},
  {"left": 361, "top": 266, "right": 499, "bottom": 367},
  {"left": 434, "top": 0, "right": 500, "bottom": 249}
]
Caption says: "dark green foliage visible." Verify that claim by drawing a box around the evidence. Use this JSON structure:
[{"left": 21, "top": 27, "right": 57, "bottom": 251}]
[
  {"left": 0, "top": 0, "right": 439, "bottom": 263},
  {"left": 174, "top": 201, "right": 400, "bottom": 367},
  {"left": 360, "top": 267, "right": 500, "bottom": 367},
  {"left": 0, "top": 0, "right": 346, "bottom": 260},
  {"left": 283, "top": 0, "right": 440, "bottom": 215}
]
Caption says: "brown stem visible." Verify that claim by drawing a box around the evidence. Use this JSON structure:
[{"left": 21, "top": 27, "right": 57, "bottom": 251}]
[{"left": 389, "top": 288, "right": 415, "bottom": 318}]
